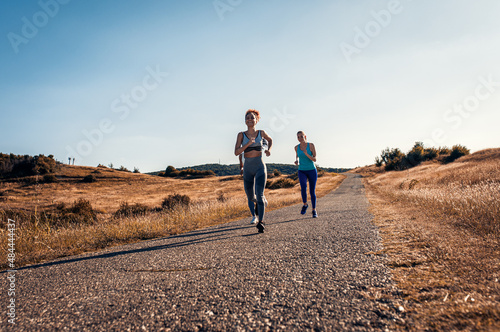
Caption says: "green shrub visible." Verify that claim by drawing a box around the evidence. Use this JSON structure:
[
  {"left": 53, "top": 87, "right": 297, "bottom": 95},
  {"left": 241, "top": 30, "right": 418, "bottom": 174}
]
[
  {"left": 0, "top": 153, "right": 57, "bottom": 178},
  {"left": 381, "top": 147, "right": 406, "bottom": 171},
  {"left": 423, "top": 147, "right": 438, "bottom": 160},
  {"left": 438, "top": 147, "right": 451, "bottom": 155},
  {"left": 161, "top": 194, "right": 191, "bottom": 210},
  {"left": 164, "top": 165, "right": 178, "bottom": 177},
  {"left": 445, "top": 145, "right": 470, "bottom": 163},
  {"left": 405, "top": 142, "right": 425, "bottom": 167}
]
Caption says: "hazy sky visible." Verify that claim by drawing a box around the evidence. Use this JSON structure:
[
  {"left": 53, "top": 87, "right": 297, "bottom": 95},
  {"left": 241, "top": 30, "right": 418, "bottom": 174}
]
[{"left": 1, "top": 0, "right": 499, "bottom": 172}]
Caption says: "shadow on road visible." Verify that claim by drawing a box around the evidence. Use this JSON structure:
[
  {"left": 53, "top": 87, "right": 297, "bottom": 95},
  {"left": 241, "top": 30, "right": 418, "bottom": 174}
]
[{"left": 1, "top": 223, "right": 255, "bottom": 273}]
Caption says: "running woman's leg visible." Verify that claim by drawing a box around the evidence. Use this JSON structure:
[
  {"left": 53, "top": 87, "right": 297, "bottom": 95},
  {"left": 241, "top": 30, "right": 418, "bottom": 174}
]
[
  {"left": 307, "top": 169, "right": 318, "bottom": 209},
  {"left": 243, "top": 167, "right": 256, "bottom": 217},
  {"left": 254, "top": 162, "right": 267, "bottom": 222},
  {"left": 298, "top": 170, "right": 309, "bottom": 205}
]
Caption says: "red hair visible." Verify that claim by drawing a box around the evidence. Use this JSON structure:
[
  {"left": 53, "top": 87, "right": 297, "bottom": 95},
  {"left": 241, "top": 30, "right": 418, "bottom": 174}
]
[{"left": 245, "top": 109, "right": 260, "bottom": 121}]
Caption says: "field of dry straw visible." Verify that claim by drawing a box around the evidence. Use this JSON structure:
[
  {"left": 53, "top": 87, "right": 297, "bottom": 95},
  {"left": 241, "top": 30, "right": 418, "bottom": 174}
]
[
  {"left": 0, "top": 165, "right": 344, "bottom": 269},
  {"left": 356, "top": 148, "right": 500, "bottom": 330}
]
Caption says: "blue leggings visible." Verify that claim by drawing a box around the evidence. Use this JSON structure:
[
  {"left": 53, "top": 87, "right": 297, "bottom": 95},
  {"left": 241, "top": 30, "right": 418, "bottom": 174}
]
[
  {"left": 243, "top": 156, "right": 267, "bottom": 221},
  {"left": 298, "top": 169, "right": 318, "bottom": 209}
]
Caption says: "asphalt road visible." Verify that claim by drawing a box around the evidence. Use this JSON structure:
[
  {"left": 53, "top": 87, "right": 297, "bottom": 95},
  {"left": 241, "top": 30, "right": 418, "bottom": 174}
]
[{"left": 1, "top": 174, "right": 403, "bottom": 331}]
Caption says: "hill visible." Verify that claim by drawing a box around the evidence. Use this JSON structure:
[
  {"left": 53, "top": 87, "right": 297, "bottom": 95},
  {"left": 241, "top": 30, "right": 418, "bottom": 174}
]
[{"left": 151, "top": 163, "right": 351, "bottom": 176}]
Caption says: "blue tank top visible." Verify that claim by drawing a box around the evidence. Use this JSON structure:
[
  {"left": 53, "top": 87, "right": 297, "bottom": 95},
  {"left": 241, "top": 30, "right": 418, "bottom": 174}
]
[
  {"left": 297, "top": 143, "right": 316, "bottom": 171},
  {"left": 241, "top": 130, "right": 263, "bottom": 153}
]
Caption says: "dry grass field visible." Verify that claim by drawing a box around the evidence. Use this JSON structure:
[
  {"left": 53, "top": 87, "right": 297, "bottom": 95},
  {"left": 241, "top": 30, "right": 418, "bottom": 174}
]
[
  {"left": 0, "top": 165, "right": 345, "bottom": 269},
  {"left": 355, "top": 148, "right": 500, "bottom": 331}
]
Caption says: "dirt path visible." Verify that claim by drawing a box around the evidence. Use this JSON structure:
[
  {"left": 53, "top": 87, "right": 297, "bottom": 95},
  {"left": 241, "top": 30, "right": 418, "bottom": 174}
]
[{"left": 1, "top": 174, "right": 403, "bottom": 331}]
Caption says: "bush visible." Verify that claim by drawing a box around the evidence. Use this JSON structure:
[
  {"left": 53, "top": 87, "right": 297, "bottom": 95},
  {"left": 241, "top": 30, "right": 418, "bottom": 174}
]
[
  {"left": 445, "top": 145, "right": 470, "bottom": 163},
  {"left": 381, "top": 147, "right": 406, "bottom": 171},
  {"left": 161, "top": 166, "right": 215, "bottom": 179},
  {"left": 0, "top": 153, "right": 57, "bottom": 178},
  {"left": 114, "top": 202, "right": 149, "bottom": 218},
  {"left": 377, "top": 143, "right": 469, "bottom": 171},
  {"left": 405, "top": 142, "right": 425, "bottom": 167},
  {"left": 43, "top": 174, "right": 58, "bottom": 183},
  {"left": 161, "top": 194, "right": 191, "bottom": 210},
  {"left": 266, "top": 177, "right": 297, "bottom": 189},
  {"left": 423, "top": 147, "right": 439, "bottom": 160},
  {"left": 164, "top": 165, "right": 178, "bottom": 177},
  {"left": 56, "top": 199, "right": 97, "bottom": 226},
  {"left": 82, "top": 174, "right": 96, "bottom": 183}
]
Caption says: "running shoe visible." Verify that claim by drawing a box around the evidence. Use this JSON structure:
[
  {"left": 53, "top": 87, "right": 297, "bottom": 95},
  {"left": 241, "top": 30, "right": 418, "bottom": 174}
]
[
  {"left": 312, "top": 210, "right": 318, "bottom": 218},
  {"left": 256, "top": 221, "right": 265, "bottom": 233},
  {"left": 250, "top": 216, "right": 257, "bottom": 224},
  {"left": 300, "top": 204, "right": 308, "bottom": 215}
]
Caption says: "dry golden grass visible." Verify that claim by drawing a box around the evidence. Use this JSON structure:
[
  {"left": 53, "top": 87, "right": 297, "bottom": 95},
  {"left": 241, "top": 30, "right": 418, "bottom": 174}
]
[
  {"left": 357, "top": 148, "right": 500, "bottom": 331},
  {"left": 0, "top": 165, "right": 345, "bottom": 269}
]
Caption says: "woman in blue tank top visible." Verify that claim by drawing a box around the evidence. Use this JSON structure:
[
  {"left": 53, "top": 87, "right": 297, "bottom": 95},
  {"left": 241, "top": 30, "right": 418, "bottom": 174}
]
[
  {"left": 294, "top": 131, "right": 318, "bottom": 218},
  {"left": 234, "top": 109, "right": 273, "bottom": 233}
]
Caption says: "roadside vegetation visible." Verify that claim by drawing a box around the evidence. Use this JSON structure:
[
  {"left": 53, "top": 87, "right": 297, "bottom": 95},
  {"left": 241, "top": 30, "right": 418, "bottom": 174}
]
[
  {"left": 0, "top": 162, "right": 345, "bottom": 269},
  {"left": 356, "top": 147, "right": 500, "bottom": 330}
]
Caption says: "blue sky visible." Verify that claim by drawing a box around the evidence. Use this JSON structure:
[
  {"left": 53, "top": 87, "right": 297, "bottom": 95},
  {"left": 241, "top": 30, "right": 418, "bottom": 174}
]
[{"left": 1, "top": 0, "right": 499, "bottom": 172}]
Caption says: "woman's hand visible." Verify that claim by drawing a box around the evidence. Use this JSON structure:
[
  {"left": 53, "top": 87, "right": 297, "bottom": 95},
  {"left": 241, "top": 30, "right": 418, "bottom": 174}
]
[
  {"left": 294, "top": 160, "right": 298, "bottom": 165},
  {"left": 265, "top": 149, "right": 271, "bottom": 157}
]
